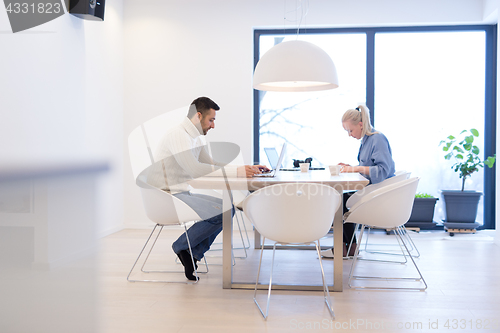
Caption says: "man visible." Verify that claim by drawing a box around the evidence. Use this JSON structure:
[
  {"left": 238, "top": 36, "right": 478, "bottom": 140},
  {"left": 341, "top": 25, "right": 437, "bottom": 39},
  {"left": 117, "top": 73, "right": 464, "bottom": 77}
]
[{"left": 147, "top": 97, "right": 268, "bottom": 280}]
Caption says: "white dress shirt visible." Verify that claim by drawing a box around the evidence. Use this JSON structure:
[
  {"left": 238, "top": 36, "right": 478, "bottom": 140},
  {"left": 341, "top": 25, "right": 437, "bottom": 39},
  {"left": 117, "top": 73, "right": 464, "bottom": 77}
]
[{"left": 147, "top": 117, "right": 238, "bottom": 194}]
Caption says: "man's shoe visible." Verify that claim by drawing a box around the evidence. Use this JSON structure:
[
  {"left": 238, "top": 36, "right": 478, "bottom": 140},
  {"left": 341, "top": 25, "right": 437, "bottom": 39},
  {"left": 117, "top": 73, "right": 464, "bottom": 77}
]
[
  {"left": 177, "top": 250, "right": 198, "bottom": 269},
  {"left": 320, "top": 248, "right": 334, "bottom": 259},
  {"left": 346, "top": 243, "right": 358, "bottom": 257},
  {"left": 320, "top": 244, "right": 348, "bottom": 259},
  {"left": 177, "top": 250, "right": 198, "bottom": 281}
]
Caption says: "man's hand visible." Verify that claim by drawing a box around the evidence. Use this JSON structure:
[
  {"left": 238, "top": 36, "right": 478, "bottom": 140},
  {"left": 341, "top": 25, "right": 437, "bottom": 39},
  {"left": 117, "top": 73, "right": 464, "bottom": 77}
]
[
  {"left": 237, "top": 165, "right": 270, "bottom": 178},
  {"left": 254, "top": 165, "right": 270, "bottom": 174}
]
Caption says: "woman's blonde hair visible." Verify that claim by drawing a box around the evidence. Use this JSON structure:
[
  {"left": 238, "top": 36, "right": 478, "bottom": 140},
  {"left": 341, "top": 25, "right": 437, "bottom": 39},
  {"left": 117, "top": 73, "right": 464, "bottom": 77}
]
[{"left": 341, "top": 105, "right": 377, "bottom": 137}]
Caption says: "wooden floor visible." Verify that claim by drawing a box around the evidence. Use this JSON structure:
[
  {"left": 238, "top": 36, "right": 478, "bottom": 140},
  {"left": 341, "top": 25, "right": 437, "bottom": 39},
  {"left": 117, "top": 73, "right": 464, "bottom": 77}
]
[{"left": 99, "top": 228, "right": 500, "bottom": 333}]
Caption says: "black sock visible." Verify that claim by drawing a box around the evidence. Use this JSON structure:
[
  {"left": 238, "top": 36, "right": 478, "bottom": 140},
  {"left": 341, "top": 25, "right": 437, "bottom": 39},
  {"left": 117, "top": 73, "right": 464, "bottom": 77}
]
[{"left": 177, "top": 250, "right": 198, "bottom": 281}]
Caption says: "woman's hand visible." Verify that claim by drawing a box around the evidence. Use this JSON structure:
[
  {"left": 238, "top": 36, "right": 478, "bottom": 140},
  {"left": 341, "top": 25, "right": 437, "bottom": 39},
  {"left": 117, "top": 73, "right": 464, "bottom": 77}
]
[
  {"left": 341, "top": 165, "right": 358, "bottom": 173},
  {"left": 341, "top": 165, "right": 370, "bottom": 175}
]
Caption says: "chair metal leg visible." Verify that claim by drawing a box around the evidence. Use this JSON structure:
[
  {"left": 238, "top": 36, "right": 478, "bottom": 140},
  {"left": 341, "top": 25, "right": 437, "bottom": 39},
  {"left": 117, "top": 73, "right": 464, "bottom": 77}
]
[
  {"left": 356, "top": 226, "right": 409, "bottom": 264},
  {"left": 359, "top": 228, "right": 408, "bottom": 264},
  {"left": 236, "top": 210, "right": 251, "bottom": 249},
  {"left": 233, "top": 211, "right": 248, "bottom": 258},
  {"left": 140, "top": 224, "right": 164, "bottom": 272},
  {"left": 253, "top": 237, "right": 269, "bottom": 319},
  {"left": 184, "top": 223, "right": 200, "bottom": 282},
  {"left": 127, "top": 224, "right": 160, "bottom": 282},
  {"left": 362, "top": 226, "right": 372, "bottom": 252},
  {"left": 205, "top": 211, "right": 248, "bottom": 260},
  {"left": 395, "top": 228, "right": 427, "bottom": 290},
  {"left": 362, "top": 226, "right": 395, "bottom": 254},
  {"left": 349, "top": 224, "right": 427, "bottom": 291},
  {"left": 264, "top": 243, "right": 277, "bottom": 319},
  {"left": 200, "top": 248, "right": 237, "bottom": 266},
  {"left": 144, "top": 225, "right": 209, "bottom": 274},
  {"left": 345, "top": 223, "right": 360, "bottom": 259},
  {"left": 127, "top": 223, "right": 204, "bottom": 283},
  {"left": 254, "top": 238, "right": 335, "bottom": 320},
  {"left": 315, "top": 240, "right": 335, "bottom": 319},
  {"left": 348, "top": 224, "right": 366, "bottom": 288},
  {"left": 400, "top": 226, "right": 421, "bottom": 258},
  {"left": 359, "top": 225, "right": 420, "bottom": 261}
]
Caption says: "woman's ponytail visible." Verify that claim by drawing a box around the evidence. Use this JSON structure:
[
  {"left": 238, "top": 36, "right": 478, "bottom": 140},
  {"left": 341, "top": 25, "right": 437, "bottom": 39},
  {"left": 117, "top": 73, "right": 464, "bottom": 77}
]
[{"left": 342, "top": 105, "right": 377, "bottom": 137}]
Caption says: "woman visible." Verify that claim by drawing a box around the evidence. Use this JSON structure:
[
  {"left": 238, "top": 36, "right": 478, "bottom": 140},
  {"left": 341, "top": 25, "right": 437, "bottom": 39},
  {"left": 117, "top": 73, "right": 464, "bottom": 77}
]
[{"left": 321, "top": 105, "right": 395, "bottom": 258}]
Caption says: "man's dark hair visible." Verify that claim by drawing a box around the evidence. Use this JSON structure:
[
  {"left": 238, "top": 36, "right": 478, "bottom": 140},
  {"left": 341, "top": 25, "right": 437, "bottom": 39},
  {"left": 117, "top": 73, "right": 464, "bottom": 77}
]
[{"left": 187, "top": 97, "right": 220, "bottom": 118}]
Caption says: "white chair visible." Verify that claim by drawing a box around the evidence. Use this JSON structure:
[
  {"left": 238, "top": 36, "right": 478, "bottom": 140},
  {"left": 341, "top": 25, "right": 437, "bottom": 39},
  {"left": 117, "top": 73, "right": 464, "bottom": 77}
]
[
  {"left": 127, "top": 109, "right": 211, "bottom": 283},
  {"left": 127, "top": 166, "right": 209, "bottom": 283},
  {"left": 243, "top": 183, "right": 341, "bottom": 320},
  {"left": 208, "top": 189, "right": 251, "bottom": 259},
  {"left": 345, "top": 171, "right": 420, "bottom": 260},
  {"left": 346, "top": 177, "right": 427, "bottom": 291},
  {"left": 128, "top": 108, "right": 247, "bottom": 273},
  {"left": 345, "top": 170, "right": 411, "bottom": 209},
  {"left": 232, "top": 190, "right": 252, "bottom": 252}
]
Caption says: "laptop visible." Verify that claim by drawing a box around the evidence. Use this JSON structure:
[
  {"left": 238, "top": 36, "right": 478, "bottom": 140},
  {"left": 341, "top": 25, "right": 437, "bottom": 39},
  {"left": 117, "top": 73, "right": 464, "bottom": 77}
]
[
  {"left": 254, "top": 143, "right": 287, "bottom": 177},
  {"left": 264, "top": 146, "right": 325, "bottom": 171},
  {"left": 264, "top": 147, "right": 282, "bottom": 170}
]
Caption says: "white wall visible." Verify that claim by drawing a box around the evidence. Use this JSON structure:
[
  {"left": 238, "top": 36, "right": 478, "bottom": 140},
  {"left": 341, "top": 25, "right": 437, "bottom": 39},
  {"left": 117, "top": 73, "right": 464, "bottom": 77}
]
[
  {"left": 123, "top": 0, "right": 487, "bottom": 228},
  {"left": 83, "top": 2, "right": 125, "bottom": 236},
  {"left": 484, "top": 0, "right": 499, "bottom": 22},
  {"left": 0, "top": 1, "right": 124, "bottom": 236}
]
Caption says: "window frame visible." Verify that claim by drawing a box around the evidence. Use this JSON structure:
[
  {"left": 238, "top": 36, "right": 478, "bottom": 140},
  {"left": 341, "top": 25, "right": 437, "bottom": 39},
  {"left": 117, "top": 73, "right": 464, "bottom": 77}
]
[{"left": 253, "top": 25, "right": 497, "bottom": 229}]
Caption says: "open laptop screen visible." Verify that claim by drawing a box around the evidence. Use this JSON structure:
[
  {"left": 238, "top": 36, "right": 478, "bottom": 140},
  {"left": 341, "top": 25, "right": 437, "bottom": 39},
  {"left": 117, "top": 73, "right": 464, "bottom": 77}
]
[
  {"left": 264, "top": 146, "right": 325, "bottom": 171},
  {"left": 264, "top": 147, "right": 281, "bottom": 169}
]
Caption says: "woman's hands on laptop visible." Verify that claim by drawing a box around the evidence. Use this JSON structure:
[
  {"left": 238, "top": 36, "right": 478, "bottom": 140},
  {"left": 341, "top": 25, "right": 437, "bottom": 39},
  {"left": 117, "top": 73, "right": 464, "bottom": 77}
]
[
  {"left": 339, "top": 163, "right": 369, "bottom": 175},
  {"left": 238, "top": 165, "right": 270, "bottom": 178}
]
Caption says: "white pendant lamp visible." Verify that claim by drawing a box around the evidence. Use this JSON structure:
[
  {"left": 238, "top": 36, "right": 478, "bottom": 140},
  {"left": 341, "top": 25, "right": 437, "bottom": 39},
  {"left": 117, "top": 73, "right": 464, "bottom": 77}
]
[{"left": 253, "top": 40, "right": 339, "bottom": 92}]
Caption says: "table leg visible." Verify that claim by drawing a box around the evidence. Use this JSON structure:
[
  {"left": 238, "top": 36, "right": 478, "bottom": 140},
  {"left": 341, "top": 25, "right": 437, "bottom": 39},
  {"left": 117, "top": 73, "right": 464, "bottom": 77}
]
[
  {"left": 222, "top": 189, "right": 233, "bottom": 289},
  {"left": 333, "top": 188, "right": 344, "bottom": 291},
  {"left": 253, "top": 228, "right": 261, "bottom": 249}
]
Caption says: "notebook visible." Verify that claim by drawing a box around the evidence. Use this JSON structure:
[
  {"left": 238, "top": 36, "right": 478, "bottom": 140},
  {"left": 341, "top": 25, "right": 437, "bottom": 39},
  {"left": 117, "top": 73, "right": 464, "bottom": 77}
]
[
  {"left": 264, "top": 147, "right": 282, "bottom": 170},
  {"left": 254, "top": 143, "right": 287, "bottom": 178},
  {"left": 264, "top": 146, "right": 325, "bottom": 171}
]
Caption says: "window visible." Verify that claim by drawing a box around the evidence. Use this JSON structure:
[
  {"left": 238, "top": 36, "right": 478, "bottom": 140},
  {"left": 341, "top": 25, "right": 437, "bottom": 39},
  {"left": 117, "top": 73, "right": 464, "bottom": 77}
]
[
  {"left": 258, "top": 33, "right": 366, "bottom": 168},
  {"left": 375, "top": 31, "right": 487, "bottom": 224},
  {"left": 254, "top": 25, "right": 496, "bottom": 228}
]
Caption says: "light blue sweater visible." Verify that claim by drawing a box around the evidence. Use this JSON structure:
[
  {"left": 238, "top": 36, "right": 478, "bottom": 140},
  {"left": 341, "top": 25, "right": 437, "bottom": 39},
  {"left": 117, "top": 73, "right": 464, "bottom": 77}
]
[{"left": 358, "top": 131, "right": 395, "bottom": 184}]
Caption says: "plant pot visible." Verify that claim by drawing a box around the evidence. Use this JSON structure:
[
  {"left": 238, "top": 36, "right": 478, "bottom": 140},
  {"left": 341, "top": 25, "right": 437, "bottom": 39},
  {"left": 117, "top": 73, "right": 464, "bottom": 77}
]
[
  {"left": 405, "top": 197, "right": 438, "bottom": 229},
  {"left": 441, "top": 190, "right": 482, "bottom": 223},
  {"left": 408, "top": 198, "right": 438, "bottom": 222}
]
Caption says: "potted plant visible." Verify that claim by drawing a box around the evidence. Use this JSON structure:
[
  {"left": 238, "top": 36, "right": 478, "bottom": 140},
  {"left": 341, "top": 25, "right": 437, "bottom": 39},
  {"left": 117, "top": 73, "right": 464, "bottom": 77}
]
[
  {"left": 439, "top": 129, "right": 495, "bottom": 226},
  {"left": 405, "top": 193, "right": 439, "bottom": 229}
]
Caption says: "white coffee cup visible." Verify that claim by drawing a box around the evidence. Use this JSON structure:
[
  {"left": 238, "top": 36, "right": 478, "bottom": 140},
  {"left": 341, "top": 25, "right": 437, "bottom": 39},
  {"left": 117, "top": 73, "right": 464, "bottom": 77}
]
[
  {"left": 329, "top": 165, "right": 342, "bottom": 176},
  {"left": 299, "top": 163, "right": 310, "bottom": 172}
]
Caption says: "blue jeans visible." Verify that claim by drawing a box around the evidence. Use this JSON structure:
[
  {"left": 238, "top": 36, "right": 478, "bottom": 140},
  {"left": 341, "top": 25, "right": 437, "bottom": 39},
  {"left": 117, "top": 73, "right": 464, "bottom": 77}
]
[{"left": 172, "top": 192, "right": 234, "bottom": 261}]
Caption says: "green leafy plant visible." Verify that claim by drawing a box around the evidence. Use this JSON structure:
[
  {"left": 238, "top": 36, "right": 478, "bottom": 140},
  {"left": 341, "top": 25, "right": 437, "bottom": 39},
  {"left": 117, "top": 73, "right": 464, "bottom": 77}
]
[
  {"left": 439, "top": 128, "right": 496, "bottom": 191},
  {"left": 415, "top": 193, "right": 435, "bottom": 198}
]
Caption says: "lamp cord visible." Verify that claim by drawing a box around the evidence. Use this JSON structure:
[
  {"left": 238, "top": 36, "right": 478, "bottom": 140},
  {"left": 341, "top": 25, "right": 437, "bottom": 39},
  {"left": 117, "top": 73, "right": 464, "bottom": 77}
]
[{"left": 283, "top": 0, "right": 309, "bottom": 38}]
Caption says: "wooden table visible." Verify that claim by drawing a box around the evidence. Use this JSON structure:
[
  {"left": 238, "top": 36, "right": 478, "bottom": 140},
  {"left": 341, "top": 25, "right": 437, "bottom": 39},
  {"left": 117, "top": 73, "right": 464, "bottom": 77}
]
[{"left": 189, "top": 170, "right": 369, "bottom": 292}]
